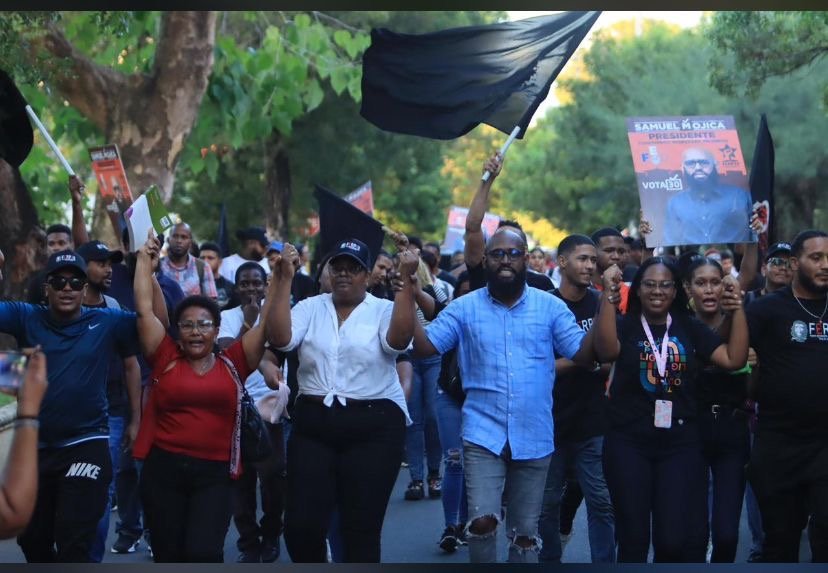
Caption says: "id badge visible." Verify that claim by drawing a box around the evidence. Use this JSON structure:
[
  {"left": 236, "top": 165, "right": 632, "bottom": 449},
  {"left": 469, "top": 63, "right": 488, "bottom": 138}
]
[{"left": 654, "top": 399, "right": 673, "bottom": 429}]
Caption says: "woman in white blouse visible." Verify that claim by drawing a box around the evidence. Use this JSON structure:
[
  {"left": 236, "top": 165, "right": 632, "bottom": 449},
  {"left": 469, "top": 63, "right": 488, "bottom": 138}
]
[{"left": 269, "top": 238, "right": 419, "bottom": 563}]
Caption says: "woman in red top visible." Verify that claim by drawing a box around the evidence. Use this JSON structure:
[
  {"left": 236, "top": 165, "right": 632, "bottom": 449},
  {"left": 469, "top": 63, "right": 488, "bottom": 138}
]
[{"left": 131, "top": 232, "right": 289, "bottom": 562}]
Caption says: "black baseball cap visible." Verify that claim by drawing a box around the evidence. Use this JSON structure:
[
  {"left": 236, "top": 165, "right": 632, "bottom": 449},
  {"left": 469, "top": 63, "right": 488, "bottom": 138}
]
[
  {"left": 45, "top": 250, "right": 87, "bottom": 277},
  {"left": 77, "top": 240, "right": 124, "bottom": 265},
  {"left": 766, "top": 242, "right": 792, "bottom": 260},
  {"left": 236, "top": 227, "right": 268, "bottom": 246},
  {"left": 329, "top": 238, "right": 371, "bottom": 272}
]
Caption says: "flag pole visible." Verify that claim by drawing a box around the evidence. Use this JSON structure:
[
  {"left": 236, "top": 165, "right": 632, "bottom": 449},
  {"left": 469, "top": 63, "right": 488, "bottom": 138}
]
[
  {"left": 25, "top": 105, "right": 75, "bottom": 176},
  {"left": 481, "top": 125, "right": 521, "bottom": 182}
]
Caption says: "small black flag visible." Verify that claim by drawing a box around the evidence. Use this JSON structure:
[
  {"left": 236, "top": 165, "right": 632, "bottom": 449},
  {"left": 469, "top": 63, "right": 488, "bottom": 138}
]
[
  {"left": 0, "top": 69, "right": 33, "bottom": 167},
  {"left": 314, "top": 185, "right": 385, "bottom": 267},
  {"left": 749, "top": 114, "right": 775, "bottom": 253},
  {"left": 217, "top": 202, "right": 231, "bottom": 257},
  {"left": 361, "top": 11, "right": 600, "bottom": 140}
]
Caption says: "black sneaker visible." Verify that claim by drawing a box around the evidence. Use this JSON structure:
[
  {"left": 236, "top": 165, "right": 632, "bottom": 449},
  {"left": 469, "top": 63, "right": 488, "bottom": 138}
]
[
  {"left": 260, "top": 538, "right": 280, "bottom": 563},
  {"left": 111, "top": 533, "right": 140, "bottom": 554},
  {"left": 455, "top": 524, "right": 468, "bottom": 546},
  {"left": 236, "top": 549, "right": 261, "bottom": 563},
  {"left": 404, "top": 480, "right": 425, "bottom": 501},
  {"left": 438, "top": 526, "right": 458, "bottom": 553}
]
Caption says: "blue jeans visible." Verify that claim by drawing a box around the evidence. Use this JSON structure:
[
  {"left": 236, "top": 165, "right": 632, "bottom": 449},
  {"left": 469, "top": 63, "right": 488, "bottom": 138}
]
[
  {"left": 90, "top": 415, "right": 125, "bottom": 561},
  {"left": 463, "top": 441, "right": 550, "bottom": 563},
  {"left": 434, "top": 388, "right": 467, "bottom": 527},
  {"left": 405, "top": 356, "right": 442, "bottom": 482},
  {"left": 539, "top": 435, "right": 616, "bottom": 563}
]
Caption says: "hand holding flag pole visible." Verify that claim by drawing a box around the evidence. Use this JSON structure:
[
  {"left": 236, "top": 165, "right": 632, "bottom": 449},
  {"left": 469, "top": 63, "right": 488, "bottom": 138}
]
[
  {"left": 24, "top": 105, "right": 75, "bottom": 176},
  {"left": 481, "top": 126, "right": 521, "bottom": 182}
]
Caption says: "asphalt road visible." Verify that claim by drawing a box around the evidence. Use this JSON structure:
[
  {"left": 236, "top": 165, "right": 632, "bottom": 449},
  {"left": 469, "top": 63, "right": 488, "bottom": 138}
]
[{"left": 0, "top": 466, "right": 810, "bottom": 563}]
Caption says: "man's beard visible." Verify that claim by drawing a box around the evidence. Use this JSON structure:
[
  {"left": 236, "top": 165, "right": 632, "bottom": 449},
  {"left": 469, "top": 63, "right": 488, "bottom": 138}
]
[
  {"left": 685, "top": 167, "right": 718, "bottom": 190},
  {"left": 486, "top": 266, "right": 527, "bottom": 299},
  {"left": 798, "top": 268, "right": 828, "bottom": 296}
]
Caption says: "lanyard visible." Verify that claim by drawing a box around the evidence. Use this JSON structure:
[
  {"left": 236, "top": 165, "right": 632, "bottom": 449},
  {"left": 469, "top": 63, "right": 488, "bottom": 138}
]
[{"left": 641, "top": 313, "right": 672, "bottom": 383}]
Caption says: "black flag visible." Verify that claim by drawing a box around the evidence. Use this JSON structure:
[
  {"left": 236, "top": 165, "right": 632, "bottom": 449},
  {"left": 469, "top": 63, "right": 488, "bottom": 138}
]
[
  {"left": 217, "top": 202, "right": 231, "bottom": 257},
  {"left": 361, "top": 11, "right": 600, "bottom": 140},
  {"left": 749, "top": 114, "right": 775, "bottom": 253},
  {"left": 314, "top": 185, "right": 385, "bottom": 267},
  {"left": 0, "top": 69, "right": 33, "bottom": 167}
]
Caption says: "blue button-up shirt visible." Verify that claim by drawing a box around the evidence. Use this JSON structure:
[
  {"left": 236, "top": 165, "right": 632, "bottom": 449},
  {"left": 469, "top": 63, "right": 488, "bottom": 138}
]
[{"left": 425, "top": 286, "right": 585, "bottom": 459}]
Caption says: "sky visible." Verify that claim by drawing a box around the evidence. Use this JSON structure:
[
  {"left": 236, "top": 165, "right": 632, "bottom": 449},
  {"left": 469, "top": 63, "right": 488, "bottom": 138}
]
[{"left": 507, "top": 11, "right": 705, "bottom": 117}]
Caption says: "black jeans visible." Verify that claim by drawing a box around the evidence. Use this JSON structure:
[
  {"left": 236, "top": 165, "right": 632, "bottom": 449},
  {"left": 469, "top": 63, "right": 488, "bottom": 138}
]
[
  {"left": 233, "top": 421, "right": 286, "bottom": 551},
  {"left": 603, "top": 420, "right": 706, "bottom": 563},
  {"left": 697, "top": 406, "right": 750, "bottom": 562},
  {"left": 115, "top": 446, "right": 144, "bottom": 539},
  {"left": 284, "top": 397, "right": 405, "bottom": 563},
  {"left": 140, "top": 446, "right": 233, "bottom": 562},
  {"left": 748, "top": 430, "right": 828, "bottom": 562},
  {"left": 18, "top": 439, "right": 112, "bottom": 562}
]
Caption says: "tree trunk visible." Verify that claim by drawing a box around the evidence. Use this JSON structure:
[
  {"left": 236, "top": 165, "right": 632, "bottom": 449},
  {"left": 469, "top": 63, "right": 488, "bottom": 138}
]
[
  {"left": 264, "top": 135, "right": 292, "bottom": 240},
  {"left": 0, "top": 159, "right": 44, "bottom": 300},
  {"left": 42, "top": 12, "right": 218, "bottom": 246}
]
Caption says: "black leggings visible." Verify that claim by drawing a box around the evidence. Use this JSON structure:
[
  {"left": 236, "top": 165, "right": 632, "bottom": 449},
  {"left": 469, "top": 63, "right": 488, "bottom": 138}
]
[
  {"left": 284, "top": 397, "right": 405, "bottom": 563},
  {"left": 140, "top": 447, "right": 232, "bottom": 562},
  {"left": 603, "top": 422, "right": 706, "bottom": 563}
]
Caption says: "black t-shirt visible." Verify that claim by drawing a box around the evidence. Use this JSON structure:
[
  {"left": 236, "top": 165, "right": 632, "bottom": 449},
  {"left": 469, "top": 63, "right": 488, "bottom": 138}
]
[
  {"left": 550, "top": 288, "right": 607, "bottom": 445},
  {"left": 26, "top": 269, "right": 48, "bottom": 305},
  {"left": 609, "top": 312, "right": 722, "bottom": 429},
  {"left": 215, "top": 276, "right": 238, "bottom": 310},
  {"left": 746, "top": 286, "right": 828, "bottom": 438},
  {"left": 467, "top": 262, "right": 553, "bottom": 292}
]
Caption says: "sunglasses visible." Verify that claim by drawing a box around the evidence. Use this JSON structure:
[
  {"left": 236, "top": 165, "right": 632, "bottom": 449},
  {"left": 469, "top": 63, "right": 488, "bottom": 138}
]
[
  {"left": 683, "top": 159, "right": 712, "bottom": 169},
  {"left": 46, "top": 276, "right": 86, "bottom": 291},
  {"left": 487, "top": 248, "right": 525, "bottom": 262},
  {"left": 177, "top": 319, "right": 216, "bottom": 334},
  {"left": 767, "top": 257, "right": 790, "bottom": 268}
]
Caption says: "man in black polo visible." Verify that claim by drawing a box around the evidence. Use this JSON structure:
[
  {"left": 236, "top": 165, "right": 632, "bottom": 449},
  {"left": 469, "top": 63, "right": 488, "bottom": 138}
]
[{"left": 746, "top": 229, "right": 828, "bottom": 562}]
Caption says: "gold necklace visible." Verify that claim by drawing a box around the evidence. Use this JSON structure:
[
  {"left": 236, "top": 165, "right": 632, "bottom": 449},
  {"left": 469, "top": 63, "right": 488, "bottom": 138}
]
[
  {"left": 194, "top": 354, "right": 215, "bottom": 375},
  {"left": 793, "top": 293, "right": 828, "bottom": 321}
]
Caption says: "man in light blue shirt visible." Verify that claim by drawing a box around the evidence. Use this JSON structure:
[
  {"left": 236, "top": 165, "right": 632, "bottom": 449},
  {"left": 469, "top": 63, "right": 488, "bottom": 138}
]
[{"left": 413, "top": 228, "right": 620, "bottom": 563}]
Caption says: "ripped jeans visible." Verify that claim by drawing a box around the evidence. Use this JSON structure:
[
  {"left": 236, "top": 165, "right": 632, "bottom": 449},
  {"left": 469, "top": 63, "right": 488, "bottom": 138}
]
[{"left": 463, "top": 441, "right": 551, "bottom": 563}]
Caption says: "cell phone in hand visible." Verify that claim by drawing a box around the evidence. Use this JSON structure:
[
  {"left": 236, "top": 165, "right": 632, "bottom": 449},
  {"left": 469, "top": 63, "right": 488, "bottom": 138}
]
[{"left": 0, "top": 351, "right": 28, "bottom": 394}]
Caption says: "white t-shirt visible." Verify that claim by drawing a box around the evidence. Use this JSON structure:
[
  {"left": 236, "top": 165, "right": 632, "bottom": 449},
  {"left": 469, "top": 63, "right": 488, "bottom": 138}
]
[
  {"left": 219, "top": 253, "right": 270, "bottom": 284},
  {"left": 218, "top": 305, "right": 271, "bottom": 402},
  {"left": 276, "top": 293, "right": 411, "bottom": 423}
]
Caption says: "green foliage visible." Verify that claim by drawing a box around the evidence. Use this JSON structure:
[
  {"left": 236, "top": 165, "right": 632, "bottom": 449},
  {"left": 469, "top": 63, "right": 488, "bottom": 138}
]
[
  {"left": 501, "top": 20, "right": 828, "bottom": 239},
  {"left": 705, "top": 11, "right": 828, "bottom": 107}
]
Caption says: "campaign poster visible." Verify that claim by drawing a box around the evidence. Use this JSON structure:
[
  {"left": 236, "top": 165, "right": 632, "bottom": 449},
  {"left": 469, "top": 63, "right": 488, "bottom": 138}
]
[
  {"left": 89, "top": 144, "right": 134, "bottom": 234},
  {"left": 442, "top": 206, "right": 500, "bottom": 252},
  {"left": 626, "top": 116, "right": 756, "bottom": 247}
]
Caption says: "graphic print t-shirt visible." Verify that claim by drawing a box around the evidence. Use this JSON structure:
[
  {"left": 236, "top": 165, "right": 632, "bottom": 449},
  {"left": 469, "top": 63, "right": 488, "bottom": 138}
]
[
  {"left": 747, "top": 286, "right": 828, "bottom": 438},
  {"left": 608, "top": 313, "right": 722, "bottom": 429}
]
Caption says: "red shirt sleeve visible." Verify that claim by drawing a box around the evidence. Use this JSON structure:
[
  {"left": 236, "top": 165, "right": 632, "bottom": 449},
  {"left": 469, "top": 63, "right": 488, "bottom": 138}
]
[
  {"left": 222, "top": 339, "right": 253, "bottom": 381},
  {"left": 148, "top": 335, "right": 181, "bottom": 371}
]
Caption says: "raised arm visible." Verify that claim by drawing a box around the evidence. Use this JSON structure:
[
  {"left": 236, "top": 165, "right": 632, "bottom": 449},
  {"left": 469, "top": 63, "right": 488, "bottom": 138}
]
[
  {"left": 737, "top": 212, "right": 763, "bottom": 292},
  {"left": 123, "top": 356, "right": 141, "bottom": 449},
  {"left": 69, "top": 176, "right": 91, "bottom": 247},
  {"left": 638, "top": 209, "right": 656, "bottom": 261},
  {"left": 573, "top": 265, "right": 622, "bottom": 365},
  {"left": 0, "top": 350, "right": 47, "bottom": 539},
  {"left": 386, "top": 249, "right": 419, "bottom": 351},
  {"left": 266, "top": 244, "right": 297, "bottom": 349},
  {"left": 133, "top": 231, "right": 166, "bottom": 356},
  {"left": 464, "top": 153, "right": 503, "bottom": 268},
  {"left": 709, "top": 275, "right": 749, "bottom": 370}
]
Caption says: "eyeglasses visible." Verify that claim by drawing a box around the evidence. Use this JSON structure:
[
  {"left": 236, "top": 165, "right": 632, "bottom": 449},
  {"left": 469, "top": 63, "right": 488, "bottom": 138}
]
[
  {"left": 767, "top": 257, "right": 790, "bottom": 268},
  {"left": 177, "top": 319, "right": 215, "bottom": 333},
  {"left": 683, "top": 159, "right": 712, "bottom": 169},
  {"left": 46, "top": 276, "right": 86, "bottom": 291},
  {"left": 330, "top": 262, "right": 364, "bottom": 276},
  {"left": 641, "top": 279, "right": 676, "bottom": 291},
  {"left": 487, "top": 248, "right": 525, "bottom": 262}
]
